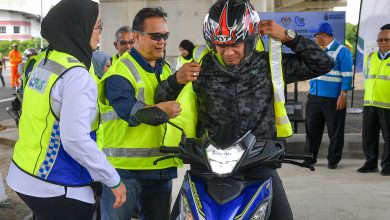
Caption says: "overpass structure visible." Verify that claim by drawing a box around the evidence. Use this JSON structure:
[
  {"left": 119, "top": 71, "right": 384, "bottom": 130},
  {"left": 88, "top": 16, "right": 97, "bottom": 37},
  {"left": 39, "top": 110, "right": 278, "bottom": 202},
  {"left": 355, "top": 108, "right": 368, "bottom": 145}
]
[{"left": 99, "top": 0, "right": 347, "bottom": 59}]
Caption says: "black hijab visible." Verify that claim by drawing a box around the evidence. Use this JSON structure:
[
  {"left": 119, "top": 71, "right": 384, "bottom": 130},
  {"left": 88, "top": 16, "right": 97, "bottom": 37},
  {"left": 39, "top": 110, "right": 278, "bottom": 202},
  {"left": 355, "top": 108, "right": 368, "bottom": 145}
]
[
  {"left": 179, "top": 40, "right": 195, "bottom": 60},
  {"left": 41, "top": 0, "right": 99, "bottom": 69}
]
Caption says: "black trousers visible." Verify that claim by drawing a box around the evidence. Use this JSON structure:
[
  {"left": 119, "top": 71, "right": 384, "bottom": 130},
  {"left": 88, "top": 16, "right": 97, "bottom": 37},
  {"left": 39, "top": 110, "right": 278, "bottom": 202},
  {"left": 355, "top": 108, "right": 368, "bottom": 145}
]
[
  {"left": 170, "top": 168, "right": 293, "bottom": 220},
  {"left": 305, "top": 95, "right": 346, "bottom": 164},
  {"left": 362, "top": 106, "right": 390, "bottom": 169},
  {"left": 0, "top": 69, "right": 5, "bottom": 86},
  {"left": 17, "top": 192, "right": 95, "bottom": 220}
]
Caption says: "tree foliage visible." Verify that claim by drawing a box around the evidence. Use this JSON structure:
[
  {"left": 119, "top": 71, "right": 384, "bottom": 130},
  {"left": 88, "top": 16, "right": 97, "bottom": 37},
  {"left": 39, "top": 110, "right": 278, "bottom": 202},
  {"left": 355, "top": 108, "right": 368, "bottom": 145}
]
[
  {"left": 346, "top": 23, "right": 358, "bottom": 56},
  {"left": 0, "top": 38, "right": 47, "bottom": 58}
]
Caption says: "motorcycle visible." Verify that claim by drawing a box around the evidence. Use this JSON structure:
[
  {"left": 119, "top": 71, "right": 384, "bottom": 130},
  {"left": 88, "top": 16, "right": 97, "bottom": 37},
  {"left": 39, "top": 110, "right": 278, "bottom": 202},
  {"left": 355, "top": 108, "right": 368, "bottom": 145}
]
[
  {"left": 6, "top": 48, "right": 38, "bottom": 127},
  {"left": 154, "top": 123, "right": 315, "bottom": 220},
  {"left": 6, "top": 82, "right": 22, "bottom": 127}
]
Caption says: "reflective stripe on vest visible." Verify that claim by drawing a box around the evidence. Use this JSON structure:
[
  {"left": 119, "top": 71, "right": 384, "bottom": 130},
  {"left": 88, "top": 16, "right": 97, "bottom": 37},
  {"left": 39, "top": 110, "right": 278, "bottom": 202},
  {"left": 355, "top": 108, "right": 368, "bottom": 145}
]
[
  {"left": 269, "top": 38, "right": 292, "bottom": 138},
  {"left": 121, "top": 58, "right": 145, "bottom": 102},
  {"left": 316, "top": 75, "right": 342, "bottom": 82},
  {"left": 364, "top": 52, "right": 390, "bottom": 109},
  {"left": 364, "top": 100, "right": 390, "bottom": 108},
  {"left": 38, "top": 58, "right": 67, "bottom": 74},
  {"left": 103, "top": 147, "right": 166, "bottom": 158},
  {"left": 193, "top": 45, "right": 208, "bottom": 64},
  {"left": 328, "top": 44, "right": 344, "bottom": 60},
  {"left": 100, "top": 58, "right": 146, "bottom": 124},
  {"left": 366, "top": 74, "right": 390, "bottom": 80},
  {"left": 314, "top": 45, "right": 345, "bottom": 83}
]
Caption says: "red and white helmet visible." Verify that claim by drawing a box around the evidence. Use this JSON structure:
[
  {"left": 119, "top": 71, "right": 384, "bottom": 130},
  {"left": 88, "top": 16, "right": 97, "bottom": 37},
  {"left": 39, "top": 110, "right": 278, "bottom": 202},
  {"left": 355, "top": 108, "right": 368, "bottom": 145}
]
[{"left": 203, "top": 0, "right": 260, "bottom": 71}]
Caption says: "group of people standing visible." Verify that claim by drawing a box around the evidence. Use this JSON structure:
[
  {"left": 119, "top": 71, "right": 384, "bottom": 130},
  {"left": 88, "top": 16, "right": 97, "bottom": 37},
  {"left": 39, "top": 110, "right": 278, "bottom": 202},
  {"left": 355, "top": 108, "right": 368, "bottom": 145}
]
[
  {"left": 3, "top": 0, "right": 388, "bottom": 220},
  {"left": 303, "top": 22, "right": 390, "bottom": 177}
]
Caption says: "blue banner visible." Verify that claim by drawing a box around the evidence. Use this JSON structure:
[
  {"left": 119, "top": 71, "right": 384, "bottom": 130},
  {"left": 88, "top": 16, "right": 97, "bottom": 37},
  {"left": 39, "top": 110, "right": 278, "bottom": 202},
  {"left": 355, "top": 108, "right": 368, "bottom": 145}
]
[{"left": 258, "top": 11, "right": 346, "bottom": 53}]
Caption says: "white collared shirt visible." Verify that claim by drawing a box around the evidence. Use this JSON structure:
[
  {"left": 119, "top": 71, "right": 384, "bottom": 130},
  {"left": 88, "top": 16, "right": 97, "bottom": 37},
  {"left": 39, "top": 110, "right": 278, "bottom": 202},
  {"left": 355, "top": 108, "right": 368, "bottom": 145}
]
[
  {"left": 325, "top": 39, "right": 336, "bottom": 51},
  {"left": 7, "top": 67, "right": 120, "bottom": 203},
  {"left": 379, "top": 50, "right": 390, "bottom": 60}
]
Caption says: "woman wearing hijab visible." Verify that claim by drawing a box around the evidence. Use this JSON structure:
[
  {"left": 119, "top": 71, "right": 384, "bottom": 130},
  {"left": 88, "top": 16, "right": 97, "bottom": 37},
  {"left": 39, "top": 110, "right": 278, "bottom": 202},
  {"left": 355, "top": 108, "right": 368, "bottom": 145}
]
[
  {"left": 175, "top": 39, "right": 195, "bottom": 70},
  {"left": 92, "top": 50, "right": 111, "bottom": 79},
  {"left": 6, "top": 0, "right": 126, "bottom": 219}
]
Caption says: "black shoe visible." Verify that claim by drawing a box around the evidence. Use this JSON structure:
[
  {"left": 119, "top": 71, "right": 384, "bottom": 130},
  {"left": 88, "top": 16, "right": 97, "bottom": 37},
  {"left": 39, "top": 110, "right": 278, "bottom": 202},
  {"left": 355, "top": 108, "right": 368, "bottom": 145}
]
[
  {"left": 380, "top": 167, "right": 390, "bottom": 176},
  {"left": 328, "top": 163, "right": 337, "bottom": 169},
  {"left": 303, "top": 159, "right": 317, "bottom": 166},
  {"left": 357, "top": 164, "right": 379, "bottom": 173}
]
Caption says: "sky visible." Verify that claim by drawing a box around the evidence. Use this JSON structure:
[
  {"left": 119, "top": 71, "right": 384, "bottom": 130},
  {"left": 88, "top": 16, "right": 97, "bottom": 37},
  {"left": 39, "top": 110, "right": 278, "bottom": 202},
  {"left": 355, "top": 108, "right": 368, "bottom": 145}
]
[
  {"left": 334, "top": 0, "right": 361, "bottom": 24},
  {"left": 39, "top": 0, "right": 361, "bottom": 24}
]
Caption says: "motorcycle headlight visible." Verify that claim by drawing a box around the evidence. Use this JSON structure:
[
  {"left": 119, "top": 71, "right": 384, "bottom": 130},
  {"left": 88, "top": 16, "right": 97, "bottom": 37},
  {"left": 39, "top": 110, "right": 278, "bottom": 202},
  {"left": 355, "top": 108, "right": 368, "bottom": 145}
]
[
  {"left": 250, "top": 201, "right": 269, "bottom": 220},
  {"left": 179, "top": 193, "right": 194, "bottom": 220},
  {"left": 206, "top": 143, "right": 245, "bottom": 175}
]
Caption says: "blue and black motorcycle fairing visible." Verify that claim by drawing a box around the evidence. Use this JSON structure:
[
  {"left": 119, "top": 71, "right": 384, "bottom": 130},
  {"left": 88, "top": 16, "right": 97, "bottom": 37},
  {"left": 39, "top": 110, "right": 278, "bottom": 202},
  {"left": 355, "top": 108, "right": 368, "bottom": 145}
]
[{"left": 155, "top": 124, "right": 314, "bottom": 220}]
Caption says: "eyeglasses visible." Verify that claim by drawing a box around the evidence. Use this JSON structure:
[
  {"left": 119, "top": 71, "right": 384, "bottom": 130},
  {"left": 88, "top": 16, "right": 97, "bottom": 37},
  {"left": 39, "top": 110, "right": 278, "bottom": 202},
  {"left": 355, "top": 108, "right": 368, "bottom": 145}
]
[
  {"left": 94, "top": 26, "right": 103, "bottom": 33},
  {"left": 118, "top": 40, "right": 135, "bottom": 46},
  {"left": 377, "top": 38, "right": 390, "bottom": 43},
  {"left": 137, "top": 31, "right": 170, "bottom": 41},
  {"left": 93, "top": 21, "right": 103, "bottom": 33}
]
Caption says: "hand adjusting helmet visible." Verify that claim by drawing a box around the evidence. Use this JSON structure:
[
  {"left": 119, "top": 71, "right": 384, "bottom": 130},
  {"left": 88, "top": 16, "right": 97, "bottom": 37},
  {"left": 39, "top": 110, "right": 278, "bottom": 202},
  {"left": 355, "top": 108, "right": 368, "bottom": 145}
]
[{"left": 203, "top": 0, "right": 260, "bottom": 72}]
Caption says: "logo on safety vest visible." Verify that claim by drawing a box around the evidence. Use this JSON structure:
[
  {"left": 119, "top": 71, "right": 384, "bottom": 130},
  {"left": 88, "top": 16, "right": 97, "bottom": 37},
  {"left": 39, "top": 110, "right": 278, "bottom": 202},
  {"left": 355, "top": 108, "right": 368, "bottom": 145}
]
[{"left": 28, "top": 67, "right": 49, "bottom": 94}]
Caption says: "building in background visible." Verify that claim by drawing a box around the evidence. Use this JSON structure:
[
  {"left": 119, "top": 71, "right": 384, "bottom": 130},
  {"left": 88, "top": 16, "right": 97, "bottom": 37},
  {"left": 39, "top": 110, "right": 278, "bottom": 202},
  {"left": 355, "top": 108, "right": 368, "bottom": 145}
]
[{"left": 0, "top": 9, "right": 40, "bottom": 41}]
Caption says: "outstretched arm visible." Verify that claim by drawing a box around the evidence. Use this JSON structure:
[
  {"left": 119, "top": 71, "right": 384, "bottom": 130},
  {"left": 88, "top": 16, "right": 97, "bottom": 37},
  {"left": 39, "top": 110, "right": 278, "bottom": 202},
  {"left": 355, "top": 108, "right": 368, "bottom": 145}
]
[{"left": 259, "top": 20, "right": 334, "bottom": 84}]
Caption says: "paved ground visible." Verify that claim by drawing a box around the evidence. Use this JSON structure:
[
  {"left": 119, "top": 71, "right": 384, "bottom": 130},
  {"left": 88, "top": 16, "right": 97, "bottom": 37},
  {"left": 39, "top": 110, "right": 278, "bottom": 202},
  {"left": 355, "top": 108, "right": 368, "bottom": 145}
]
[{"left": 172, "top": 161, "right": 390, "bottom": 220}]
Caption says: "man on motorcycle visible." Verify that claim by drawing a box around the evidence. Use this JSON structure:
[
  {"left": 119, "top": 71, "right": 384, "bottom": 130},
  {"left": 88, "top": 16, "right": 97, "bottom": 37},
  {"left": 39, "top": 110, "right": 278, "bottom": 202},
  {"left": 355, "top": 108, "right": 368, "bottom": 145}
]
[
  {"left": 156, "top": 0, "right": 334, "bottom": 219},
  {"left": 19, "top": 48, "right": 39, "bottom": 90},
  {"left": 6, "top": 48, "right": 39, "bottom": 127}
]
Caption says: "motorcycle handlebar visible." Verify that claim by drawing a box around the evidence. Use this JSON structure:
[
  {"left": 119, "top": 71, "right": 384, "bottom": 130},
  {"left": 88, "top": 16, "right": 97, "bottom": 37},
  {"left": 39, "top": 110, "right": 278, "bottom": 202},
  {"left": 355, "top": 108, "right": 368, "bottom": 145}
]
[
  {"left": 159, "top": 146, "right": 180, "bottom": 154},
  {"left": 283, "top": 152, "right": 313, "bottom": 161}
]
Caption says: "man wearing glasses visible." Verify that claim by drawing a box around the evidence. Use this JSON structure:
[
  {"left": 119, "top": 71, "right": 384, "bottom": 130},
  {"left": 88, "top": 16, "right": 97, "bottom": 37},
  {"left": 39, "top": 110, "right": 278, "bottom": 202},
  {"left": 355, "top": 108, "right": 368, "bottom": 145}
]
[
  {"left": 98, "top": 7, "right": 200, "bottom": 220},
  {"left": 111, "top": 26, "right": 134, "bottom": 64},
  {"left": 304, "top": 22, "right": 353, "bottom": 169},
  {"left": 358, "top": 24, "right": 390, "bottom": 176}
]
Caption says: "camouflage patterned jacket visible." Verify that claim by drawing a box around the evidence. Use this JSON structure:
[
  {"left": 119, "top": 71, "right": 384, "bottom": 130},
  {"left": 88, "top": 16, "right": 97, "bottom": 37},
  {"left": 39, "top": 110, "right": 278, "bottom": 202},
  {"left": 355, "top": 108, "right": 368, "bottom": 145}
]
[{"left": 155, "top": 35, "right": 334, "bottom": 143}]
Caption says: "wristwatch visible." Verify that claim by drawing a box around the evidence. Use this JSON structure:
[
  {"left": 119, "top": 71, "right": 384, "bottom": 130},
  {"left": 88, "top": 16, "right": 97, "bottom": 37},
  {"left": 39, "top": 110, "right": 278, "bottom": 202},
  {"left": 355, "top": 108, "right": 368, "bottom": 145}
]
[{"left": 285, "top": 29, "right": 297, "bottom": 41}]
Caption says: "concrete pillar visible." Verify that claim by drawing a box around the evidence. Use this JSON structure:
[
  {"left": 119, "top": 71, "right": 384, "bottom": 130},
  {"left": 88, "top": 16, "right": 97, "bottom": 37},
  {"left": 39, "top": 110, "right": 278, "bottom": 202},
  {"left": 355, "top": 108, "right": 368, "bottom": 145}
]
[
  {"left": 99, "top": 0, "right": 279, "bottom": 64},
  {"left": 255, "top": 0, "right": 267, "bottom": 12},
  {"left": 99, "top": 0, "right": 213, "bottom": 61}
]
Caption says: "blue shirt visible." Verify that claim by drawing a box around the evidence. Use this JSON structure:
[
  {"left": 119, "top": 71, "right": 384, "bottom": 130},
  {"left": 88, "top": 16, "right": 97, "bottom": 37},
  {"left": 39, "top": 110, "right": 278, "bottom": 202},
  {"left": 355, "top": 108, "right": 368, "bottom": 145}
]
[
  {"left": 105, "top": 48, "right": 177, "bottom": 179},
  {"left": 309, "top": 40, "right": 353, "bottom": 98}
]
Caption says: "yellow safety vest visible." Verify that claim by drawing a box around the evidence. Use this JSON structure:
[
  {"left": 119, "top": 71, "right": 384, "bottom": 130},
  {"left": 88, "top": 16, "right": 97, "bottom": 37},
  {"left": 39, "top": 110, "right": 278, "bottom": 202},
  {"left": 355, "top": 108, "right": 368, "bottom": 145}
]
[
  {"left": 176, "top": 56, "right": 193, "bottom": 70},
  {"left": 364, "top": 52, "right": 390, "bottom": 109},
  {"left": 256, "top": 37, "right": 265, "bottom": 52},
  {"left": 111, "top": 53, "right": 119, "bottom": 65},
  {"left": 99, "top": 53, "right": 183, "bottom": 169},
  {"left": 192, "top": 40, "right": 292, "bottom": 138},
  {"left": 13, "top": 50, "right": 98, "bottom": 186},
  {"left": 163, "top": 83, "right": 197, "bottom": 147}
]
